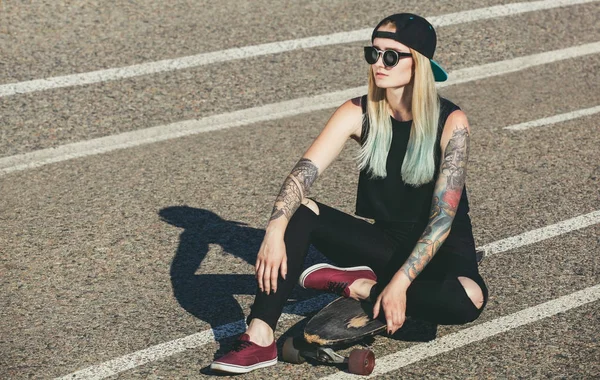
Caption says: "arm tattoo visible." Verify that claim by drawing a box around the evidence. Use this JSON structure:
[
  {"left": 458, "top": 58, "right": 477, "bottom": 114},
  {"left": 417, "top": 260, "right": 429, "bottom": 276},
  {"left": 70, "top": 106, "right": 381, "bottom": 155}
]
[
  {"left": 269, "top": 158, "right": 319, "bottom": 223},
  {"left": 401, "top": 125, "right": 470, "bottom": 281}
]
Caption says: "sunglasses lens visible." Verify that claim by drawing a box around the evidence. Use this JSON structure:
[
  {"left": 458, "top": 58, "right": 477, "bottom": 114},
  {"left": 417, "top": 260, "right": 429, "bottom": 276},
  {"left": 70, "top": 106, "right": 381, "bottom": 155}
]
[
  {"left": 382, "top": 50, "right": 399, "bottom": 67},
  {"left": 364, "top": 47, "right": 379, "bottom": 64}
]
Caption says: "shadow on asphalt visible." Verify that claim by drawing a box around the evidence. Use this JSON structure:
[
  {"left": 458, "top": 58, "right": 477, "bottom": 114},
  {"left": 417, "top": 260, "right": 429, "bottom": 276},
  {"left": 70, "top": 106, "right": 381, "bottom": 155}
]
[
  {"left": 158, "top": 206, "right": 323, "bottom": 345},
  {"left": 160, "top": 205, "right": 438, "bottom": 375},
  {"left": 159, "top": 206, "right": 261, "bottom": 329}
]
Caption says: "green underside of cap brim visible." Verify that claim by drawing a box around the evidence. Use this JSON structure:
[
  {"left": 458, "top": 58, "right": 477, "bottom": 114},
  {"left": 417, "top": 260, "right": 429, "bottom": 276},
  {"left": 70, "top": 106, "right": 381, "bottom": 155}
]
[{"left": 431, "top": 59, "right": 448, "bottom": 82}]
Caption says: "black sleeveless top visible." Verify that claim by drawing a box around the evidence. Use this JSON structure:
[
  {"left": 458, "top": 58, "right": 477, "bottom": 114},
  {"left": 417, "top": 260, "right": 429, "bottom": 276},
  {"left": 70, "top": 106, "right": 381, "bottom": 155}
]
[{"left": 355, "top": 95, "right": 470, "bottom": 224}]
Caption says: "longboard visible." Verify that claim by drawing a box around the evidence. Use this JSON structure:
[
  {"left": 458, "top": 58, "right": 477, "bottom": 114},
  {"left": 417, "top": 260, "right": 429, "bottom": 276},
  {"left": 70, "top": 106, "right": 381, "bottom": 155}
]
[
  {"left": 281, "top": 248, "right": 487, "bottom": 375},
  {"left": 304, "top": 297, "right": 385, "bottom": 345},
  {"left": 282, "top": 297, "right": 383, "bottom": 375}
]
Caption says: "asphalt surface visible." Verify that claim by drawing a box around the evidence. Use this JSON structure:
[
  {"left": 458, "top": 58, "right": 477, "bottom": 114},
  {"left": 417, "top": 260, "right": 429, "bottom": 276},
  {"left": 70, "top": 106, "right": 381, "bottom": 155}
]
[
  {"left": 2, "top": 2, "right": 599, "bottom": 157},
  {"left": 1, "top": 1, "right": 599, "bottom": 379}
]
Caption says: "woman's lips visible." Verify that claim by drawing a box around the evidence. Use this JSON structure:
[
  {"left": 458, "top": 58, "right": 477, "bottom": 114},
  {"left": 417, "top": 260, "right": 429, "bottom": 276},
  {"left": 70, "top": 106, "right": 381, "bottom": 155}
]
[{"left": 375, "top": 72, "right": 387, "bottom": 77}]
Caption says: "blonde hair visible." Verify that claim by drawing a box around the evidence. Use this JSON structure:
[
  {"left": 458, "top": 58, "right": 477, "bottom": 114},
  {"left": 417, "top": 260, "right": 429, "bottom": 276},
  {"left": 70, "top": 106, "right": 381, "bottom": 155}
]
[{"left": 357, "top": 40, "right": 440, "bottom": 186}]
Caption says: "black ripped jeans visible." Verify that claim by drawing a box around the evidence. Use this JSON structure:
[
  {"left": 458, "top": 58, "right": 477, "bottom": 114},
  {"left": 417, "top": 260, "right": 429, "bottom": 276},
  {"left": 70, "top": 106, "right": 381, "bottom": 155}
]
[{"left": 247, "top": 200, "right": 488, "bottom": 331}]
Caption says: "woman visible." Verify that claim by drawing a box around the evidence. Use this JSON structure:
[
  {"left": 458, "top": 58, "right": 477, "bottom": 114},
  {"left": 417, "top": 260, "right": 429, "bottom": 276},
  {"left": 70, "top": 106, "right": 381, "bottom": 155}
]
[{"left": 211, "top": 13, "right": 488, "bottom": 374}]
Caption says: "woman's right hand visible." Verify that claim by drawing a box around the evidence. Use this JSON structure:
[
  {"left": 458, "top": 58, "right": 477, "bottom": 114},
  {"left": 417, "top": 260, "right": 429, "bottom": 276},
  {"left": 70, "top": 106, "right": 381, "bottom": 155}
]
[
  {"left": 252, "top": 97, "right": 362, "bottom": 294},
  {"left": 255, "top": 230, "right": 287, "bottom": 295}
]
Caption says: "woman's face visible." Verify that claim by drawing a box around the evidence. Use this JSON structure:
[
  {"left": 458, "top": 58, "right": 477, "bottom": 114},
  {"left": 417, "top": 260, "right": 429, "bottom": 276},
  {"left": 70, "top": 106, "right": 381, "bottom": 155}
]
[{"left": 370, "top": 25, "right": 414, "bottom": 88}]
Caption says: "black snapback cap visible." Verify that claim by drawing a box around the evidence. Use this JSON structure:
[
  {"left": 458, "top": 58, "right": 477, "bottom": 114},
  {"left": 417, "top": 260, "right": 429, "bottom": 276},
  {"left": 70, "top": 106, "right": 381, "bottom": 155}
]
[{"left": 371, "top": 13, "right": 448, "bottom": 82}]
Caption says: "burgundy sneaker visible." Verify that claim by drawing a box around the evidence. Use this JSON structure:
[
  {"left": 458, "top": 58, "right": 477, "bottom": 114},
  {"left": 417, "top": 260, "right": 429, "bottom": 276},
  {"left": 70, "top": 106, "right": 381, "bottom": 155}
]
[
  {"left": 210, "top": 334, "right": 277, "bottom": 374},
  {"left": 299, "top": 263, "right": 377, "bottom": 297}
]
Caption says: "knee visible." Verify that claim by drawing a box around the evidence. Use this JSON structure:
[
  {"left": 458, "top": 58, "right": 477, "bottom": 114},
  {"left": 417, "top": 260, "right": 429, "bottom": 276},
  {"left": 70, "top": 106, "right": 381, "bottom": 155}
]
[
  {"left": 458, "top": 276, "right": 484, "bottom": 310},
  {"left": 301, "top": 198, "right": 320, "bottom": 215}
]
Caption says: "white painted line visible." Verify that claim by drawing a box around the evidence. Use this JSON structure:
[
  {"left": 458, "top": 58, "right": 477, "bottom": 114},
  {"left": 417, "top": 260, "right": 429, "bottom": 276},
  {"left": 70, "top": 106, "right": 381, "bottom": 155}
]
[
  {"left": 55, "top": 294, "right": 335, "bottom": 380},
  {"left": 321, "top": 284, "right": 600, "bottom": 379},
  {"left": 504, "top": 105, "right": 600, "bottom": 130},
  {"left": 0, "top": 0, "right": 596, "bottom": 97},
  {"left": 55, "top": 210, "right": 599, "bottom": 379},
  {"left": 2, "top": 41, "right": 600, "bottom": 177},
  {"left": 428, "top": 0, "right": 597, "bottom": 27},
  {"left": 445, "top": 42, "right": 600, "bottom": 86},
  {"left": 0, "top": 87, "right": 361, "bottom": 176},
  {"left": 480, "top": 210, "right": 600, "bottom": 255}
]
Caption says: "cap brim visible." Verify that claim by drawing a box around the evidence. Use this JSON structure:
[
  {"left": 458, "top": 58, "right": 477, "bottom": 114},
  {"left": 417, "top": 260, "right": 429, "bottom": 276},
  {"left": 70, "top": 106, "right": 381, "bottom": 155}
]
[{"left": 431, "top": 59, "right": 448, "bottom": 82}]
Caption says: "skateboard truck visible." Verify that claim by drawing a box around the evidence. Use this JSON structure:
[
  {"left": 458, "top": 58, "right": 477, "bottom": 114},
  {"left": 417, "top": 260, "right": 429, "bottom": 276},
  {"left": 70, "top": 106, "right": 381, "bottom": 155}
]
[{"left": 283, "top": 337, "right": 375, "bottom": 375}]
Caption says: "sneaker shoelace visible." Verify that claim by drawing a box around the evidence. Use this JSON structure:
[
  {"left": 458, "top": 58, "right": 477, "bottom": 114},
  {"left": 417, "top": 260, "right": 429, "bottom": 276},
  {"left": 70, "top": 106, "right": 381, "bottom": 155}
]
[
  {"left": 232, "top": 340, "right": 253, "bottom": 352},
  {"left": 327, "top": 281, "right": 349, "bottom": 295}
]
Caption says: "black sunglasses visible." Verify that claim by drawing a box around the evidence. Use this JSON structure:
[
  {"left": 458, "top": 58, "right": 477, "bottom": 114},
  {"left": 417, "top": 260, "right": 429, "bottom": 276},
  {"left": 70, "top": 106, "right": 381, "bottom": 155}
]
[{"left": 364, "top": 46, "right": 412, "bottom": 68}]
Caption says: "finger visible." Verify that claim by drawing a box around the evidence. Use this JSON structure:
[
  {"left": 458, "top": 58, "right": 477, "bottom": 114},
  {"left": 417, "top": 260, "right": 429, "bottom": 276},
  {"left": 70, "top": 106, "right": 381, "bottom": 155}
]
[
  {"left": 387, "top": 321, "right": 394, "bottom": 335},
  {"left": 255, "top": 259, "right": 263, "bottom": 276},
  {"left": 398, "top": 313, "right": 406, "bottom": 329},
  {"left": 263, "top": 264, "right": 271, "bottom": 294},
  {"left": 373, "top": 297, "right": 382, "bottom": 319},
  {"left": 271, "top": 266, "right": 279, "bottom": 293},
  {"left": 385, "top": 309, "right": 394, "bottom": 334},
  {"left": 392, "top": 313, "right": 401, "bottom": 334},
  {"left": 390, "top": 307, "right": 399, "bottom": 332},
  {"left": 388, "top": 323, "right": 397, "bottom": 335},
  {"left": 280, "top": 258, "right": 288, "bottom": 280},
  {"left": 393, "top": 309, "right": 406, "bottom": 333},
  {"left": 256, "top": 263, "right": 265, "bottom": 292}
]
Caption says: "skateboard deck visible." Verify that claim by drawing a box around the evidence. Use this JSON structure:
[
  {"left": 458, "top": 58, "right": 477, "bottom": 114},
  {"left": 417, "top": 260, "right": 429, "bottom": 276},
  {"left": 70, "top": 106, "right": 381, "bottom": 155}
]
[
  {"left": 282, "top": 297, "right": 383, "bottom": 375},
  {"left": 302, "top": 246, "right": 486, "bottom": 346},
  {"left": 304, "top": 297, "right": 385, "bottom": 345},
  {"left": 282, "top": 249, "right": 486, "bottom": 374}
]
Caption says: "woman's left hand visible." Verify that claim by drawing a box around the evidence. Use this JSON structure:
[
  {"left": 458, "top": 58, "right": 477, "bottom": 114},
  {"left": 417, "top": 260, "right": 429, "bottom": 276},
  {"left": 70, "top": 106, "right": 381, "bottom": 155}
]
[{"left": 373, "top": 279, "right": 409, "bottom": 335}]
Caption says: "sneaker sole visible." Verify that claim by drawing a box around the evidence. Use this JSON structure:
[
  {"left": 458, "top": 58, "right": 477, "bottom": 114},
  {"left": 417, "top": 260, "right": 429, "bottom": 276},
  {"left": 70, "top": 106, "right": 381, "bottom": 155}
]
[
  {"left": 210, "top": 357, "right": 277, "bottom": 374},
  {"left": 298, "top": 263, "right": 375, "bottom": 288}
]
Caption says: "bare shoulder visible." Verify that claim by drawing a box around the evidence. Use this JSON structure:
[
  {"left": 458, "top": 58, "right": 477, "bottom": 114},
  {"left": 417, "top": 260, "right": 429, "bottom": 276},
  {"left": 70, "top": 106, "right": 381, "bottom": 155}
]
[
  {"left": 335, "top": 96, "right": 364, "bottom": 141},
  {"left": 444, "top": 109, "right": 470, "bottom": 132},
  {"left": 300, "top": 96, "right": 365, "bottom": 174},
  {"left": 334, "top": 96, "right": 363, "bottom": 123},
  {"left": 441, "top": 109, "right": 470, "bottom": 146}
]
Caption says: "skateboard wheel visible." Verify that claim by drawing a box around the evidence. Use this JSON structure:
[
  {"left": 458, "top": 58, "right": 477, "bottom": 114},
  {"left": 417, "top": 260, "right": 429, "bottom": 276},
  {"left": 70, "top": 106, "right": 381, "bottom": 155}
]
[
  {"left": 282, "top": 337, "right": 306, "bottom": 364},
  {"left": 348, "top": 349, "right": 375, "bottom": 375}
]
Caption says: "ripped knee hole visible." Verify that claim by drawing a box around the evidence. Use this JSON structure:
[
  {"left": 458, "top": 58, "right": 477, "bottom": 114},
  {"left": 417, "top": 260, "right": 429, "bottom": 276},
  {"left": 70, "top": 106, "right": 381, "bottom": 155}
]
[{"left": 458, "top": 276, "right": 484, "bottom": 309}]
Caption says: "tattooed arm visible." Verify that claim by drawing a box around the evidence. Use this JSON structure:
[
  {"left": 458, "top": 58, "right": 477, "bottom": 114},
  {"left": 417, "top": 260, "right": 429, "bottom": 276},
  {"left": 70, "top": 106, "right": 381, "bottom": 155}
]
[
  {"left": 255, "top": 98, "right": 364, "bottom": 294},
  {"left": 399, "top": 117, "right": 470, "bottom": 283},
  {"left": 268, "top": 158, "right": 319, "bottom": 224},
  {"left": 373, "top": 110, "right": 471, "bottom": 333},
  {"left": 264, "top": 97, "right": 364, "bottom": 232}
]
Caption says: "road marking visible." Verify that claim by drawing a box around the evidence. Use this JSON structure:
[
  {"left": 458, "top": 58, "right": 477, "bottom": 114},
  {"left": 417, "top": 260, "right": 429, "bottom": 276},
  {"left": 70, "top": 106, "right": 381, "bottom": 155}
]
[
  {"left": 2, "top": 42, "right": 600, "bottom": 177},
  {"left": 445, "top": 42, "right": 600, "bottom": 86},
  {"left": 55, "top": 210, "right": 599, "bottom": 379},
  {"left": 479, "top": 210, "right": 600, "bottom": 256},
  {"left": 503, "top": 105, "right": 600, "bottom": 131},
  {"left": 55, "top": 294, "right": 336, "bottom": 380},
  {"left": 0, "top": 0, "right": 596, "bottom": 97},
  {"left": 321, "top": 284, "right": 600, "bottom": 379}
]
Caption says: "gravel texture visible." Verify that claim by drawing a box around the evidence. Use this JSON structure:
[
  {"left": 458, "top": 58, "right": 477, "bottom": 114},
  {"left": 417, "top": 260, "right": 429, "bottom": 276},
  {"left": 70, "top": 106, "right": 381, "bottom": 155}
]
[{"left": 1, "top": 1, "right": 599, "bottom": 379}]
